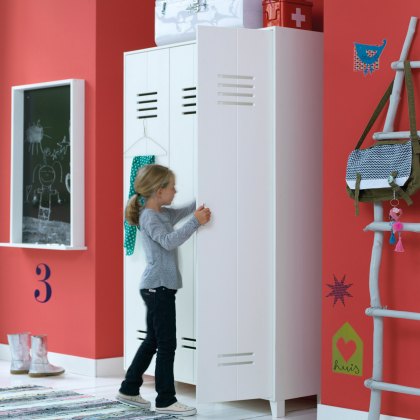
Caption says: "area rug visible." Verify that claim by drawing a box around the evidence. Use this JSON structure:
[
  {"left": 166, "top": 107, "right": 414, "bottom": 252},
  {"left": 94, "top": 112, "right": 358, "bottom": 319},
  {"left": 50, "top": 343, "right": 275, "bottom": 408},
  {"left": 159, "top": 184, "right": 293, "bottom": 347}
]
[{"left": 0, "top": 385, "right": 177, "bottom": 419}]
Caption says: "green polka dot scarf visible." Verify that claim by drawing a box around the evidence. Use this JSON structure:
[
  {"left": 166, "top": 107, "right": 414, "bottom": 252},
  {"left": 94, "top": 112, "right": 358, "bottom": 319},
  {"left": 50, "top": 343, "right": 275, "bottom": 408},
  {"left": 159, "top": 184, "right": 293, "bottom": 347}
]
[{"left": 124, "top": 155, "right": 155, "bottom": 256}]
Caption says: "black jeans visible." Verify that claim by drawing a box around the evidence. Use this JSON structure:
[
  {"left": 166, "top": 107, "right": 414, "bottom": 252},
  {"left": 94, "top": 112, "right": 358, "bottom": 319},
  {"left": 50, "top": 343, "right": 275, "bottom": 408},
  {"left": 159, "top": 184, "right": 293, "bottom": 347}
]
[{"left": 119, "top": 286, "right": 177, "bottom": 408}]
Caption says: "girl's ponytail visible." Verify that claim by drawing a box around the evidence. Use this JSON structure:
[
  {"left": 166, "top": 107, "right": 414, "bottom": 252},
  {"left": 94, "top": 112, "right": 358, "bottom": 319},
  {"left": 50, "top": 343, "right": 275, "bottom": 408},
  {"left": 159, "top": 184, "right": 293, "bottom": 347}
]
[
  {"left": 124, "top": 164, "right": 174, "bottom": 226},
  {"left": 125, "top": 194, "right": 143, "bottom": 226}
]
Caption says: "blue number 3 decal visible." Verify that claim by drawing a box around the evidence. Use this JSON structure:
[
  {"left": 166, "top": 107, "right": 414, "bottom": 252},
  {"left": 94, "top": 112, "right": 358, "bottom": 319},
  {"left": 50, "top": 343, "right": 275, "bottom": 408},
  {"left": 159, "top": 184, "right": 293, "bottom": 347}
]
[{"left": 35, "top": 263, "right": 52, "bottom": 303}]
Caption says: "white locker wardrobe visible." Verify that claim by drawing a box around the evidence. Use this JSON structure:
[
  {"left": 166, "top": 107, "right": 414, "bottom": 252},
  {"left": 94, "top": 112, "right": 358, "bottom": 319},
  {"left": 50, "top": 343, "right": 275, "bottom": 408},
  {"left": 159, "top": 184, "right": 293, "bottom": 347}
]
[{"left": 123, "top": 26, "right": 323, "bottom": 418}]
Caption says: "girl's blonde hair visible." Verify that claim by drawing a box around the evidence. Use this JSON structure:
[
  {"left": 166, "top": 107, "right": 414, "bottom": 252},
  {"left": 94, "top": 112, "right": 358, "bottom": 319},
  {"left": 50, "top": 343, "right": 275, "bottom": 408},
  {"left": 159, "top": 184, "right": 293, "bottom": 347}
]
[{"left": 125, "top": 164, "right": 174, "bottom": 226}]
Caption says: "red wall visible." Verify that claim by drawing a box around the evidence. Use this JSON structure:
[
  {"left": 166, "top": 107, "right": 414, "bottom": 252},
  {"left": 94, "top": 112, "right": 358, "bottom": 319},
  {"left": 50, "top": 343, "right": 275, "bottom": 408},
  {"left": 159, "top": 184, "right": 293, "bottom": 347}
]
[
  {"left": 92, "top": 0, "right": 322, "bottom": 355},
  {"left": 0, "top": 0, "right": 323, "bottom": 362},
  {"left": 94, "top": 0, "right": 155, "bottom": 358},
  {"left": 0, "top": 0, "right": 98, "bottom": 358},
  {"left": 323, "top": 0, "right": 420, "bottom": 417},
  {"left": 0, "top": 0, "right": 154, "bottom": 359}
]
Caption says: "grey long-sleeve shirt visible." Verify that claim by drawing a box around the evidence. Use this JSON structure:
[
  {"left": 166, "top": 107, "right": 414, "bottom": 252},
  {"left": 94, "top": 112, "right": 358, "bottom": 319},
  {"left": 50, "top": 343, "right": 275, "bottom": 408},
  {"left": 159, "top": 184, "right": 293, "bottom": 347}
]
[{"left": 139, "top": 201, "right": 199, "bottom": 290}]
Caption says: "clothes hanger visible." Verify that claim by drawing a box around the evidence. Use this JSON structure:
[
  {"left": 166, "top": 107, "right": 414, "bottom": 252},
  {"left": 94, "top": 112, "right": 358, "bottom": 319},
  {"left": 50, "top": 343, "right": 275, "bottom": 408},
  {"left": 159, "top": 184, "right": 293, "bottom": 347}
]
[{"left": 124, "top": 119, "right": 167, "bottom": 157}]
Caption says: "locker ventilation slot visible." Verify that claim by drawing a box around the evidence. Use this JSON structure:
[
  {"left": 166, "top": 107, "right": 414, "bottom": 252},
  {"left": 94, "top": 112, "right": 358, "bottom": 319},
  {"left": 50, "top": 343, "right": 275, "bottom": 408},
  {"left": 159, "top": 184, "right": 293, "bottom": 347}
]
[
  {"left": 137, "top": 329, "right": 147, "bottom": 341},
  {"left": 137, "top": 91, "right": 158, "bottom": 119},
  {"left": 181, "top": 337, "right": 196, "bottom": 350},
  {"left": 217, "top": 352, "right": 254, "bottom": 366},
  {"left": 182, "top": 87, "right": 197, "bottom": 115},
  {"left": 217, "top": 74, "right": 255, "bottom": 106}
]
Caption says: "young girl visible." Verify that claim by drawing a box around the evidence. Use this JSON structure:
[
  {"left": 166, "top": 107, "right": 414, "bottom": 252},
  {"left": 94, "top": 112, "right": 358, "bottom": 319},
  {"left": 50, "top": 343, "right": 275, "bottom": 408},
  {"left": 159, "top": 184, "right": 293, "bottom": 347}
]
[{"left": 117, "top": 164, "right": 211, "bottom": 417}]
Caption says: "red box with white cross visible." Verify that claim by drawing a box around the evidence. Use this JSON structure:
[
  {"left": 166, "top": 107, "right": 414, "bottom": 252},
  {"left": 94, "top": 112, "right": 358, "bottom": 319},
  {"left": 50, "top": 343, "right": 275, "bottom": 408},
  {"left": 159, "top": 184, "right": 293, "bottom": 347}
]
[{"left": 262, "top": 0, "right": 313, "bottom": 31}]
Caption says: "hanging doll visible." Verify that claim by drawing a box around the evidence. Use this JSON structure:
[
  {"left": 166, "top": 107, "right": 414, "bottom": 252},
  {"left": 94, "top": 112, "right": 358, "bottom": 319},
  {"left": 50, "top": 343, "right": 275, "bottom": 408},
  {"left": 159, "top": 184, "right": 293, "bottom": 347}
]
[{"left": 389, "top": 207, "right": 404, "bottom": 252}]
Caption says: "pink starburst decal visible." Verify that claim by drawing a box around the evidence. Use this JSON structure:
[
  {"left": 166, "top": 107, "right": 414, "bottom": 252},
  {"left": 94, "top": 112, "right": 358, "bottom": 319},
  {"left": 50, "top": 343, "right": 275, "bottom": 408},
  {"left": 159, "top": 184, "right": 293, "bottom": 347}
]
[{"left": 326, "top": 274, "right": 353, "bottom": 307}]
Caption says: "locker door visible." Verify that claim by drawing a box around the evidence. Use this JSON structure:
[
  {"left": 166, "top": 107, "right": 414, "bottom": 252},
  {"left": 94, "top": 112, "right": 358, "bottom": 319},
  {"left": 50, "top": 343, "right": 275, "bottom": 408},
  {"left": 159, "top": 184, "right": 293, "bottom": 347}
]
[
  {"left": 236, "top": 27, "right": 274, "bottom": 401},
  {"left": 196, "top": 26, "right": 274, "bottom": 402},
  {"left": 123, "top": 49, "right": 169, "bottom": 372},
  {"left": 124, "top": 49, "right": 170, "bottom": 160},
  {"left": 169, "top": 43, "right": 197, "bottom": 384}
]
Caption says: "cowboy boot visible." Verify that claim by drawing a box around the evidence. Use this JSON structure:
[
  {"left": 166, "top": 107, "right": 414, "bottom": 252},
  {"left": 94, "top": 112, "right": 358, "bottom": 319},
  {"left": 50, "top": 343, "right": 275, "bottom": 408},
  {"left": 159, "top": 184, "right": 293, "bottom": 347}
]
[
  {"left": 28, "top": 335, "right": 65, "bottom": 377},
  {"left": 7, "top": 332, "right": 31, "bottom": 374}
]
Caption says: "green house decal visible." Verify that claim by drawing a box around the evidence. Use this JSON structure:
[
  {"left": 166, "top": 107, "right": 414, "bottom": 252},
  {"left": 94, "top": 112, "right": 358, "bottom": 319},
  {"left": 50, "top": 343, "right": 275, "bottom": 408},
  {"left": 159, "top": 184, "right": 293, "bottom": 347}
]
[{"left": 332, "top": 322, "right": 363, "bottom": 376}]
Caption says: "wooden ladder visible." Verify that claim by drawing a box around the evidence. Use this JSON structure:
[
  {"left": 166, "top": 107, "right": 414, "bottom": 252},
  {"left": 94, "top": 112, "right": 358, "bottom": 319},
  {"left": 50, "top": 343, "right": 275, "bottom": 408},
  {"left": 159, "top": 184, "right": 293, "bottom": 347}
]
[{"left": 363, "top": 16, "right": 420, "bottom": 420}]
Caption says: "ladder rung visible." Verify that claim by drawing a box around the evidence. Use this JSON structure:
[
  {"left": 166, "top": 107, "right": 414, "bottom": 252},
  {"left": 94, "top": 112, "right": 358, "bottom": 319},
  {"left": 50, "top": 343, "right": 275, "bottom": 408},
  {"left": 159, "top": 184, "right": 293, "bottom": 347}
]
[
  {"left": 364, "top": 222, "right": 420, "bottom": 233},
  {"left": 391, "top": 60, "right": 420, "bottom": 69},
  {"left": 373, "top": 130, "right": 420, "bottom": 140},
  {"left": 365, "top": 379, "right": 420, "bottom": 396},
  {"left": 366, "top": 307, "right": 420, "bottom": 321}
]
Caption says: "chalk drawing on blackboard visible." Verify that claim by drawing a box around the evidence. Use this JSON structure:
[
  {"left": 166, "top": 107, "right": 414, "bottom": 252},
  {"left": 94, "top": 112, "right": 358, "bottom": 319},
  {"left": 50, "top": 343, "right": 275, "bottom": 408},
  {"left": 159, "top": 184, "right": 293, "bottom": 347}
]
[
  {"left": 31, "top": 162, "right": 63, "bottom": 221},
  {"left": 25, "top": 120, "right": 52, "bottom": 155},
  {"left": 52, "top": 136, "right": 70, "bottom": 159},
  {"left": 65, "top": 173, "right": 71, "bottom": 193},
  {"left": 22, "top": 85, "right": 71, "bottom": 245}
]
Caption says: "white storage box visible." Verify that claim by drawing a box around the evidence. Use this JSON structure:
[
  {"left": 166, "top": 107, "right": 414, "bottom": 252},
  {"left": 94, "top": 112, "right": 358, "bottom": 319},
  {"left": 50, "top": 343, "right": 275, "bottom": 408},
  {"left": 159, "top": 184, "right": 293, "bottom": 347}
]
[{"left": 155, "top": 0, "right": 262, "bottom": 46}]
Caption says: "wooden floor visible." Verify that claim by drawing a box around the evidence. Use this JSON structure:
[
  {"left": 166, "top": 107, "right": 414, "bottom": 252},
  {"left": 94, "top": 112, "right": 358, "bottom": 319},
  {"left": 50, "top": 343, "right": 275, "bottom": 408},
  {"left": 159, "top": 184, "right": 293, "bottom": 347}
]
[{"left": 0, "top": 360, "right": 317, "bottom": 419}]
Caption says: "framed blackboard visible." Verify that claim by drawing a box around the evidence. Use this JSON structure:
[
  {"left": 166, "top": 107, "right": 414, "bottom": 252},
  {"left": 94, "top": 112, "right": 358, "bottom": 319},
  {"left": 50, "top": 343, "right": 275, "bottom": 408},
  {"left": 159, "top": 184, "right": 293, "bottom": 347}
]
[
  {"left": 2, "top": 79, "right": 86, "bottom": 250},
  {"left": 22, "top": 86, "right": 71, "bottom": 244}
]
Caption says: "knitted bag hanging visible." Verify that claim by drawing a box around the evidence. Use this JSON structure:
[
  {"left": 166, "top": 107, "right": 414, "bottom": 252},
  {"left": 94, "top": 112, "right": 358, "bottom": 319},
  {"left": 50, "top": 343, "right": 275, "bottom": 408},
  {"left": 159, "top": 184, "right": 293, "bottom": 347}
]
[
  {"left": 346, "top": 61, "right": 420, "bottom": 215},
  {"left": 124, "top": 155, "right": 155, "bottom": 256}
]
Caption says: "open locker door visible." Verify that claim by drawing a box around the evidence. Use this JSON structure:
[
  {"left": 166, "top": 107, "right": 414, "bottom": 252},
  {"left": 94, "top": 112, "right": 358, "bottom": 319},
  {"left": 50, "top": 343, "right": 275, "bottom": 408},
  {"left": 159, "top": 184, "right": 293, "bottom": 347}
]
[{"left": 196, "top": 26, "right": 274, "bottom": 403}]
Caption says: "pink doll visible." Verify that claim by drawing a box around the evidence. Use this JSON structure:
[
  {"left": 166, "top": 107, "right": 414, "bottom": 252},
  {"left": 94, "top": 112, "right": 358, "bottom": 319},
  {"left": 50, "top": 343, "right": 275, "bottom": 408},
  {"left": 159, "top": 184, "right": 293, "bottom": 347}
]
[{"left": 389, "top": 207, "right": 404, "bottom": 252}]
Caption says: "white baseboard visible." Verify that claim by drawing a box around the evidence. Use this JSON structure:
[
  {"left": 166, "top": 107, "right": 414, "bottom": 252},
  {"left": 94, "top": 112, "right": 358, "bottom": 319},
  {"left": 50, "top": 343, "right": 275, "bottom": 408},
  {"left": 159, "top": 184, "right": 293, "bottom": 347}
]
[
  {"left": 317, "top": 404, "right": 413, "bottom": 420},
  {"left": 0, "top": 344, "right": 124, "bottom": 377}
]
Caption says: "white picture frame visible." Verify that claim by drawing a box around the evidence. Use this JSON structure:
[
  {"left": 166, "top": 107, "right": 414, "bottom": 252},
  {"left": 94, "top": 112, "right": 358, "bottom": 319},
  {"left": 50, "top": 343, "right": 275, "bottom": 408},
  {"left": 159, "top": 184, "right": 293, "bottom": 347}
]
[{"left": 0, "top": 79, "right": 86, "bottom": 250}]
